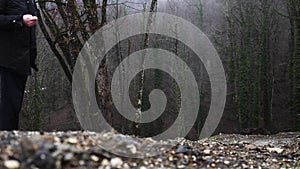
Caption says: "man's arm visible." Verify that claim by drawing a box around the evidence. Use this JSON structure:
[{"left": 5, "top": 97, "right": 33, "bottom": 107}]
[{"left": 0, "top": 0, "right": 24, "bottom": 29}]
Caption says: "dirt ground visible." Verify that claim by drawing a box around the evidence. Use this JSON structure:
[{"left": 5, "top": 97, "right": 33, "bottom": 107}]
[{"left": 0, "top": 131, "right": 299, "bottom": 168}]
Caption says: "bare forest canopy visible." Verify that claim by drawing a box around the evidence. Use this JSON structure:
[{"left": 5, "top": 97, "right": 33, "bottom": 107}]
[{"left": 21, "top": 0, "right": 300, "bottom": 139}]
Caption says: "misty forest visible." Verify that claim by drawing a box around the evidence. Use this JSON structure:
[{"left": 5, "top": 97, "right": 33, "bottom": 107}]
[{"left": 20, "top": 0, "right": 299, "bottom": 138}]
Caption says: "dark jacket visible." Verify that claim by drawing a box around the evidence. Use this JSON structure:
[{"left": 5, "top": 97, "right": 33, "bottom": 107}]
[{"left": 0, "top": 0, "right": 37, "bottom": 75}]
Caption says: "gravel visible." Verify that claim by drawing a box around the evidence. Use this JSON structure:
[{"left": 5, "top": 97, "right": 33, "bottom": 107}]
[{"left": 0, "top": 131, "right": 299, "bottom": 169}]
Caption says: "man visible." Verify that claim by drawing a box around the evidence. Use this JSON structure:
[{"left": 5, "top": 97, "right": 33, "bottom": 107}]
[{"left": 0, "top": 0, "right": 38, "bottom": 130}]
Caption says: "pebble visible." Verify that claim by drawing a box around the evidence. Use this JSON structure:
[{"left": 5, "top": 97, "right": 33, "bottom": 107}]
[
  {"left": 123, "top": 163, "right": 130, "bottom": 169},
  {"left": 191, "top": 155, "right": 196, "bottom": 161},
  {"left": 266, "top": 147, "right": 284, "bottom": 154},
  {"left": 181, "top": 159, "right": 189, "bottom": 165},
  {"left": 175, "top": 144, "right": 193, "bottom": 154},
  {"left": 79, "top": 160, "right": 85, "bottom": 165},
  {"left": 67, "top": 137, "right": 78, "bottom": 144},
  {"left": 101, "top": 159, "right": 110, "bottom": 166},
  {"left": 245, "top": 144, "right": 257, "bottom": 150},
  {"left": 203, "top": 143, "right": 209, "bottom": 146},
  {"left": 33, "top": 150, "right": 55, "bottom": 169},
  {"left": 224, "top": 160, "right": 230, "bottom": 165},
  {"left": 91, "top": 155, "right": 99, "bottom": 162},
  {"left": 4, "top": 160, "right": 20, "bottom": 169},
  {"left": 203, "top": 149, "right": 211, "bottom": 155},
  {"left": 177, "top": 164, "right": 186, "bottom": 168},
  {"left": 110, "top": 157, "right": 123, "bottom": 168},
  {"left": 63, "top": 152, "right": 74, "bottom": 161}
]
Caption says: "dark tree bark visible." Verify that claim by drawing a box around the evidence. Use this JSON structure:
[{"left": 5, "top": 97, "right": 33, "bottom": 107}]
[{"left": 287, "top": 0, "right": 300, "bottom": 130}]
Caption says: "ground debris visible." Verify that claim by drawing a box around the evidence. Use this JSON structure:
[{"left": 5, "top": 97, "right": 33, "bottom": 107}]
[{"left": 0, "top": 131, "right": 299, "bottom": 168}]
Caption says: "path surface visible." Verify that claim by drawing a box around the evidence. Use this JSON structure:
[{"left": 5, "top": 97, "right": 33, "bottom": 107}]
[{"left": 0, "top": 131, "right": 299, "bottom": 168}]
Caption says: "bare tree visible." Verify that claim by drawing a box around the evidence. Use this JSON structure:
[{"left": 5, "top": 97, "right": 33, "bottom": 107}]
[{"left": 287, "top": 0, "right": 300, "bottom": 130}]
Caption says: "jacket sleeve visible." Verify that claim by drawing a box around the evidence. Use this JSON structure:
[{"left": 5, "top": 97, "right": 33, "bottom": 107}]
[
  {"left": 0, "top": 0, "right": 23, "bottom": 29},
  {"left": 29, "top": 0, "right": 38, "bottom": 71}
]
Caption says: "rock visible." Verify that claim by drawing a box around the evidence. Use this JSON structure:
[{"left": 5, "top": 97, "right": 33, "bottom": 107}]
[
  {"left": 175, "top": 144, "right": 193, "bottom": 154},
  {"left": 91, "top": 155, "right": 99, "bottom": 162},
  {"left": 4, "top": 160, "right": 20, "bottom": 169},
  {"left": 211, "top": 163, "right": 216, "bottom": 167},
  {"left": 224, "top": 160, "right": 230, "bottom": 165},
  {"left": 123, "top": 163, "right": 130, "bottom": 169},
  {"left": 67, "top": 137, "right": 78, "bottom": 144},
  {"left": 63, "top": 152, "right": 74, "bottom": 161},
  {"left": 101, "top": 159, "right": 109, "bottom": 166},
  {"left": 32, "top": 150, "right": 55, "bottom": 169},
  {"left": 266, "top": 147, "right": 284, "bottom": 154},
  {"left": 20, "top": 136, "right": 36, "bottom": 158},
  {"left": 245, "top": 144, "right": 258, "bottom": 150},
  {"left": 79, "top": 160, "right": 85, "bottom": 165},
  {"left": 181, "top": 158, "right": 189, "bottom": 165},
  {"left": 203, "top": 149, "right": 211, "bottom": 155},
  {"left": 253, "top": 140, "right": 270, "bottom": 147},
  {"left": 110, "top": 157, "right": 123, "bottom": 168}
]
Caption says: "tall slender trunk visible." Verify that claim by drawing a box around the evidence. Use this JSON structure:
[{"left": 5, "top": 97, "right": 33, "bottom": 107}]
[
  {"left": 287, "top": 0, "right": 300, "bottom": 130},
  {"left": 133, "top": 0, "right": 158, "bottom": 136}
]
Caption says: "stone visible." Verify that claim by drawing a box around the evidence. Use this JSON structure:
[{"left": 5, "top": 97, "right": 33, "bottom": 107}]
[
  {"left": 4, "top": 160, "right": 20, "bottom": 169},
  {"left": 110, "top": 157, "right": 123, "bottom": 168}
]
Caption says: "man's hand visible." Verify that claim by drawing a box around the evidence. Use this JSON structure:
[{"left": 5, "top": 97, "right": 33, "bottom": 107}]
[{"left": 22, "top": 14, "right": 38, "bottom": 27}]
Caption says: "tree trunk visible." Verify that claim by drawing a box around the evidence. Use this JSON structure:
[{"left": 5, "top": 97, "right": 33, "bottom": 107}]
[{"left": 288, "top": 0, "right": 300, "bottom": 130}]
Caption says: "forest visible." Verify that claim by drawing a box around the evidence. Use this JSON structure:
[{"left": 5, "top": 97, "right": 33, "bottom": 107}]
[{"left": 20, "top": 0, "right": 300, "bottom": 140}]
